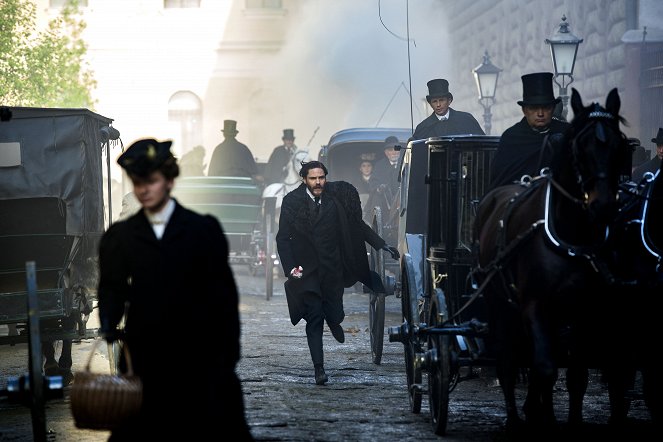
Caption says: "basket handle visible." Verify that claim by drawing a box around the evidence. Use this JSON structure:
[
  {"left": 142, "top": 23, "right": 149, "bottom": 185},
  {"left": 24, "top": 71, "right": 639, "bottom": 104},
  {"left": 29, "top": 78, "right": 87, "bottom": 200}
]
[{"left": 84, "top": 338, "right": 135, "bottom": 377}]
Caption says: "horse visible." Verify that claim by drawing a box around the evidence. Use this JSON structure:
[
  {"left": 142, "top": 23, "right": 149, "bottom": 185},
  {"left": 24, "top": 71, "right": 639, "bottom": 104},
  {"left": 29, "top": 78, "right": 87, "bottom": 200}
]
[
  {"left": 262, "top": 147, "right": 310, "bottom": 221},
  {"left": 603, "top": 161, "right": 663, "bottom": 425},
  {"left": 472, "top": 88, "right": 630, "bottom": 432}
]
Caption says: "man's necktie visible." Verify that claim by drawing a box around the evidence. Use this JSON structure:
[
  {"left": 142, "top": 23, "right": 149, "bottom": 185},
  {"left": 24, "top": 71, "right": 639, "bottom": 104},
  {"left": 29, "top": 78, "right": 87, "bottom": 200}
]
[{"left": 314, "top": 196, "right": 320, "bottom": 215}]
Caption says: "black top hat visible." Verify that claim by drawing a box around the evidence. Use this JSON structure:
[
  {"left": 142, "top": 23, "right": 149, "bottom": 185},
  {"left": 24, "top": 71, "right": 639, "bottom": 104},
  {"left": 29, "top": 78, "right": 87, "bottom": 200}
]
[
  {"left": 222, "top": 120, "right": 238, "bottom": 135},
  {"left": 384, "top": 136, "right": 399, "bottom": 150},
  {"left": 282, "top": 129, "right": 295, "bottom": 140},
  {"left": 426, "top": 79, "right": 453, "bottom": 103},
  {"left": 652, "top": 128, "right": 663, "bottom": 145},
  {"left": 117, "top": 138, "right": 173, "bottom": 177},
  {"left": 517, "top": 72, "right": 561, "bottom": 106}
]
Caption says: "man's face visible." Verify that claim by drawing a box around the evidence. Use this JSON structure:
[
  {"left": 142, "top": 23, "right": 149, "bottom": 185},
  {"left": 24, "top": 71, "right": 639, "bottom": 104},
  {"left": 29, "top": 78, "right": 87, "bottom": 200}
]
[
  {"left": 284, "top": 138, "right": 295, "bottom": 149},
  {"left": 360, "top": 161, "right": 373, "bottom": 177},
  {"left": 304, "top": 167, "right": 326, "bottom": 197},
  {"left": 430, "top": 96, "right": 452, "bottom": 116},
  {"left": 656, "top": 143, "right": 663, "bottom": 160},
  {"left": 131, "top": 170, "right": 174, "bottom": 213},
  {"left": 522, "top": 104, "right": 555, "bottom": 130},
  {"left": 384, "top": 147, "right": 400, "bottom": 163}
]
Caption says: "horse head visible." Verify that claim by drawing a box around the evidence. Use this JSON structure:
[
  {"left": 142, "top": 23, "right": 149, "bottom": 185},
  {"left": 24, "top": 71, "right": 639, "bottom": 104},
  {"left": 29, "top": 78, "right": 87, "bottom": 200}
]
[{"left": 562, "top": 87, "right": 630, "bottom": 226}]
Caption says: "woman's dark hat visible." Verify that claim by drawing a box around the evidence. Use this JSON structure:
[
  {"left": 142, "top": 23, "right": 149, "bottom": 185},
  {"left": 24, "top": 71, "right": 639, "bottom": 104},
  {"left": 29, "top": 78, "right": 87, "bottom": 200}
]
[
  {"left": 426, "top": 79, "right": 453, "bottom": 103},
  {"left": 222, "top": 119, "right": 238, "bottom": 135},
  {"left": 117, "top": 138, "right": 173, "bottom": 177},
  {"left": 517, "top": 72, "right": 561, "bottom": 106},
  {"left": 282, "top": 129, "right": 295, "bottom": 140},
  {"left": 652, "top": 127, "right": 663, "bottom": 144}
]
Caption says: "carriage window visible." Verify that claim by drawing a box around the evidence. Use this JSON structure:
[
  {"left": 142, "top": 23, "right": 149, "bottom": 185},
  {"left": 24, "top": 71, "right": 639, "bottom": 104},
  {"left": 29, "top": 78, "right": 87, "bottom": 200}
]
[{"left": 0, "top": 142, "right": 21, "bottom": 167}]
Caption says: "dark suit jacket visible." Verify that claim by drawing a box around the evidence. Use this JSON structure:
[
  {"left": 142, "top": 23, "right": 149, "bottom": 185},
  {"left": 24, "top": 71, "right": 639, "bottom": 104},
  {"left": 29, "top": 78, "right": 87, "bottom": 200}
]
[
  {"left": 264, "top": 144, "right": 292, "bottom": 185},
  {"left": 208, "top": 136, "right": 258, "bottom": 178},
  {"left": 276, "top": 182, "right": 386, "bottom": 325},
  {"left": 411, "top": 108, "right": 485, "bottom": 141},
  {"left": 489, "top": 118, "right": 571, "bottom": 189},
  {"left": 97, "top": 200, "right": 251, "bottom": 438}
]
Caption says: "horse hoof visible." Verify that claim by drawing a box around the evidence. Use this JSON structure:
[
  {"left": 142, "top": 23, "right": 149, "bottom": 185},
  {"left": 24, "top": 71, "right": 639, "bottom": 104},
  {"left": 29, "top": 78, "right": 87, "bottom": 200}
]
[{"left": 44, "top": 361, "right": 59, "bottom": 376}]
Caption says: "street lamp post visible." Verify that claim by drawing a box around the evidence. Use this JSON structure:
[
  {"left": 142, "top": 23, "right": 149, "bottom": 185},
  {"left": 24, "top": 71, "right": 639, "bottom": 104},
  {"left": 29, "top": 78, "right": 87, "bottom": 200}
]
[
  {"left": 472, "top": 51, "right": 501, "bottom": 135},
  {"left": 545, "top": 15, "right": 583, "bottom": 121}
]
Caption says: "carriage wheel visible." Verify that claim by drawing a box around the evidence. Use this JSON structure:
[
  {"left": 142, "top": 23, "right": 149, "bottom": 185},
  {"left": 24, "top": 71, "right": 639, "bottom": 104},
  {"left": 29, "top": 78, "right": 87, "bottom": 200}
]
[
  {"left": 428, "top": 293, "right": 452, "bottom": 436},
  {"left": 369, "top": 207, "right": 386, "bottom": 364},
  {"left": 401, "top": 267, "right": 422, "bottom": 414},
  {"left": 264, "top": 210, "right": 274, "bottom": 301}
]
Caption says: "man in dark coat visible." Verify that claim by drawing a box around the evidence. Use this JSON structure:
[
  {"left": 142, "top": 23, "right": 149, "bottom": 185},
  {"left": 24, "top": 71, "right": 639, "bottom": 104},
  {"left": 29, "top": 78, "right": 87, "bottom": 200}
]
[
  {"left": 275, "top": 161, "right": 399, "bottom": 385},
  {"left": 411, "top": 78, "right": 485, "bottom": 141},
  {"left": 264, "top": 128, "right": 297, "bottom": 186},
  {"left": 98, "top": 138, "right": 253, "bottom": 440},
  {"left": 208, "top": 119, "right": 262, "bottom": 182},
  {"left": 489, "top": 72, "right": 571, "bottom": 189},
  {"left": 632, "top": 127, "right": 663, "bottom": 183}
]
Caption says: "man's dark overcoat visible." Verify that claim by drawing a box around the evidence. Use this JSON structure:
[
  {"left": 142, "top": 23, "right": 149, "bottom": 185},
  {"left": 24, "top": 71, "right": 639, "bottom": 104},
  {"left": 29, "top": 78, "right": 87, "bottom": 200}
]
[
  {"left": 632, "top": 155, "right": 662, "bottom": 183},
  {"left": 97, "top": 200, "right": 251, "bottom": 439},
  {"left": 276, "top": 181, "right": 386, "bottom": 326},
  {"left": 208, "top": 137, "right": 258, "bottom": 178},
  {"left": 411, "top": 108, "right": 485, "bottom": 140},
  {"left": 264, "top": 144, "right": 292, "bottom": 185},
  {"left": 489, "top": 117, "right": 571, "bottom": 189}
]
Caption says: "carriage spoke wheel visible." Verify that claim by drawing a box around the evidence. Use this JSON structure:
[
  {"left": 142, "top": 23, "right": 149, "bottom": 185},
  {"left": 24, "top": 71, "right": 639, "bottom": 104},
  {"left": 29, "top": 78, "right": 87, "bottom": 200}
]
[
  {"left": 401, "top": 268, "right": 422, "bottom": 414},
  {"left": 427, "top": 295, "right": 452, "bottom": 436},
  {"left": 264, "top": 210, "right": 274, "bottom": 301},
  {"left": 369, "top": 207, "right": 386, "bottom": 364}
]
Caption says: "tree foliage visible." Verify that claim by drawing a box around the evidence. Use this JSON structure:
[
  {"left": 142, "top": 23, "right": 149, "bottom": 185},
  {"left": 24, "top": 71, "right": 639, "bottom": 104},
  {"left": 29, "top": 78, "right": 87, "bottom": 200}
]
[{"left": 0, "top": 0, "right": 95, "bottom": 108}]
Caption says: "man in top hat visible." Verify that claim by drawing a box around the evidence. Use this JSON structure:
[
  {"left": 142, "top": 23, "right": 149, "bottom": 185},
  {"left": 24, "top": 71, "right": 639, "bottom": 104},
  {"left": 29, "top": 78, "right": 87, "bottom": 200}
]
[
  {"left": 488, "top": 72, "right": 571, "bottom": 189},
  {"left": 632, "top": 127, "right": 663, "bottom": 183},
  {"left": 372, "top": 135, "right": 403, "bottom": 194},
  {"left": 208, "top": 119, "right": 262, "bottom": 182},
  {"left": 264, "top": 128, "right": 299, "bottom": 186},
  {"left": 411, "top": 78, "right": 485, "bottom": 141},
  {"left": 98, "top": 138, "right": 253, "bottom": 440}
]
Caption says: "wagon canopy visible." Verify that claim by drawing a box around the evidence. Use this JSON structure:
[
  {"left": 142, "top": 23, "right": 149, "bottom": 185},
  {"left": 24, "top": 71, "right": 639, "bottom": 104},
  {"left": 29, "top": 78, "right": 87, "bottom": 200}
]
[{"left": 0, "top": 107, "right": 112, "bottom": 237}]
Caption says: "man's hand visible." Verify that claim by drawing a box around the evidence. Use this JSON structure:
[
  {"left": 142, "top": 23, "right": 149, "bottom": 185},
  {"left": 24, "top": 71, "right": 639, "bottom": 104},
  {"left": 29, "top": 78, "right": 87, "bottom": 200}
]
[
  {"left": 382, "top": 245, "right": 400, "bottom": 260},
  {"left": 289, "top": 266, "right": 303, "bottom": 279}
]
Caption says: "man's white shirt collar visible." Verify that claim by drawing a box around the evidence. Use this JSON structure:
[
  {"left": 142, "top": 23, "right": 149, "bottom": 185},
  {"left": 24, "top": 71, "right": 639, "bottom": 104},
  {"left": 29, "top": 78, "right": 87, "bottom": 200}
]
[
  {"left": 145, "top": 198, "right": 175, "bottom": 239},
  {"left": 437, "top": 112, "right": 449, "bottom": 121}
]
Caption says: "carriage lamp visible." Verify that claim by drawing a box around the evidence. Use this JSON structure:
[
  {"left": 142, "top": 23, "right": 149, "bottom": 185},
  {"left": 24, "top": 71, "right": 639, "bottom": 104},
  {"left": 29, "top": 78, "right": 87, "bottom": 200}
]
[
  {"left": 546, "top": 15, "right": 583, "bottom": 121},
  {"left": 472, "top": 51, "right": 501, "bottom": 135}
]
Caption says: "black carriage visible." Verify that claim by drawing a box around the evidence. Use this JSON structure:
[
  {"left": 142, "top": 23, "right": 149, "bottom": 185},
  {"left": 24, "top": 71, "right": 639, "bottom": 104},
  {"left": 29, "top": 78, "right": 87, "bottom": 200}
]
[
  {"left": 318, "top": 127, "right": 411, "bottom": 364},
  {"left": 172, "top": 176, "right": 278, "bottom": 300},
  {"left": 0, "top": 107, "right": 116, "bottom": 437},
  {"left": 387, "top": 135, "right": 499, "bottom": 435}
]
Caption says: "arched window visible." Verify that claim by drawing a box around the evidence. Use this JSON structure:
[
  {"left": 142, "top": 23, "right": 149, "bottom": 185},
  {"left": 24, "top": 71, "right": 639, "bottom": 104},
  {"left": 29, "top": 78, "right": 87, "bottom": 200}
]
[{"left": 168, "top": 91, "right": 202, "bottom": 156}]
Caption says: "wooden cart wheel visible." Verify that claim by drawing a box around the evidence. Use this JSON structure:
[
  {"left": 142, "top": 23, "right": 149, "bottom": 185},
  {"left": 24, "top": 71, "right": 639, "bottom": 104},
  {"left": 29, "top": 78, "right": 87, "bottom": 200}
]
[
  {"left": 369, "top": 206, "right": 386, "bottom": 364},
  {"left": 428, "top": 290, "right": 452, "bottom": 436},
  {"left": 264, "top": 210, "right": 274, "bottom": 301},
  {"left": 401, "top": 264, "right": 422, "bottom": 414}
]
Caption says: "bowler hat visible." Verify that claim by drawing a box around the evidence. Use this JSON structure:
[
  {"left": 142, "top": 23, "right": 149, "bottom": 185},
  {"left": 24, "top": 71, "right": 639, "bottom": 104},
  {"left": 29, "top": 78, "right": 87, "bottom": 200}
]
[
  {"left": 222, "top": 120, "right": 239, "bottom": 135},
  {"left": 426, "top": 79, "right": 453, "bottom": 103},
  {"left": 282, "top": 129, "right": 295, "bottom": 140},
  {"left": 384, "top": 136, "right": 399, "bottom": 150},
  {"left": 117, "top": 138, "right": 173, "bottom": 177},
  {"left": 517, "top": 72, "right": 561, "bottom": 107},
  {"left": 652, "top": 128, "right": 663, "bottom": 145}
]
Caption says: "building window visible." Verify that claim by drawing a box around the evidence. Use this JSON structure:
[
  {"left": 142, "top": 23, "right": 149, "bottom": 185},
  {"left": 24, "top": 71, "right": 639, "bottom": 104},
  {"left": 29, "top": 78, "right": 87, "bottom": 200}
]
[
  {"left": 168, "top": 91, "right": 203, "bottom": 158},
  {"left": 164, "top": 0, "right": 201, "bottom": 8},
  {"left": 245, "top": 0, "right": 282, "bottom": 9}
]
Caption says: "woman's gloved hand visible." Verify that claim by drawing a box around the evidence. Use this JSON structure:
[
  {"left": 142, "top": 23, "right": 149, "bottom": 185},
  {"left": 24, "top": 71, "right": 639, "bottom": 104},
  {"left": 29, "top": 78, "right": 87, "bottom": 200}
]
[{"left": 382, "top": 245, "right": 400, "bottom": 260}]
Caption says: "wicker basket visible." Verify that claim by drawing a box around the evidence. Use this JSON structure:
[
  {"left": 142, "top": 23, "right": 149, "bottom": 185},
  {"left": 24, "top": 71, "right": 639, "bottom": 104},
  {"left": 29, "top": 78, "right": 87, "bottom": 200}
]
[{"left": 71, "top": 339, "right": 143, "bottom": 430}]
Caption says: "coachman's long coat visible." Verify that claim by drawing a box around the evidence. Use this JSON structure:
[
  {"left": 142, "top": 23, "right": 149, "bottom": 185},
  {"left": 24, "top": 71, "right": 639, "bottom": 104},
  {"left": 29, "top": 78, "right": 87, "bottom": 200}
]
[{"left": 276, "top": 181, "right": 386, "bottom": 325}]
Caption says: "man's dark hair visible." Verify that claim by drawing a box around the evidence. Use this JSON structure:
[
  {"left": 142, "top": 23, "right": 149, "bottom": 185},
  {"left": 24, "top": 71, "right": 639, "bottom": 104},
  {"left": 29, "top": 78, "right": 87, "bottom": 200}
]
[{"left": 299, "top": 160, "right": 328, "bottom": 178}]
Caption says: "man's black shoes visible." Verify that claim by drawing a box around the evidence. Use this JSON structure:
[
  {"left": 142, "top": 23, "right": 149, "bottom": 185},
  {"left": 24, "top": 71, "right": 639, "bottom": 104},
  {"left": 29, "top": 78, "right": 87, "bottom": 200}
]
[
  {"left": 314, "top": 365, "right": 328, "bottom": 385},
  {"left": 329, "top": 323, "right": 345, "bottom": 343}
]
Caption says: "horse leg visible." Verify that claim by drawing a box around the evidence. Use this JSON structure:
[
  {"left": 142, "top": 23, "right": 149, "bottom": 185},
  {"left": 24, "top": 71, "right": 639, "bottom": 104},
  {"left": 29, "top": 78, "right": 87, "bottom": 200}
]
[
  {"left": 566, "top": 365, "right": 588, "bottom": 425},
  {"left": 42, "top": 339, "right": 59, "bottom": 375},
  {"left": 522, "top": 303, "right": 557, "bottom": 429},
  {"left": 496, "top": 357, "right": 522, "bottom": 432}
]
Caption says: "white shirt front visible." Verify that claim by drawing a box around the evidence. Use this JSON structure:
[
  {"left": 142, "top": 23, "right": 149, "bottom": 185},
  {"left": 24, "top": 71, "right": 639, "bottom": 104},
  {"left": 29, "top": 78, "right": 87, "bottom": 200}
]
[{"left": 145, "top": 198, "right": 175, "bottom": 239}]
